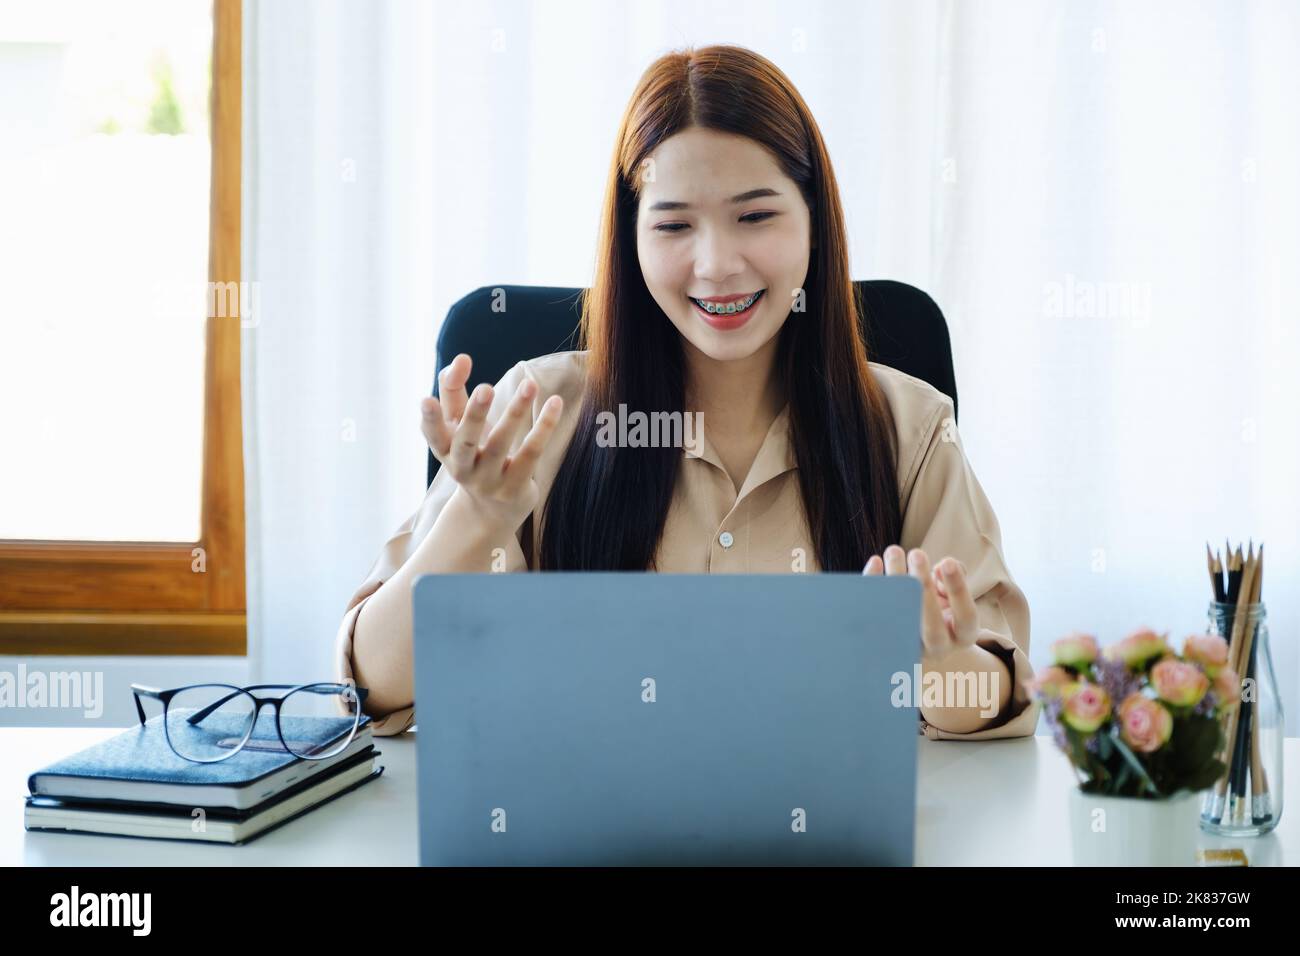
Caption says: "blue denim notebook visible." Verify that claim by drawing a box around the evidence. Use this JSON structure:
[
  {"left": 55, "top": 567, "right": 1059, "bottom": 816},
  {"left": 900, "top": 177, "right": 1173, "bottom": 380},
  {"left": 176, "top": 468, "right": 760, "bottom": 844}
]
[
  {"left": 25, "top": 747, "right": 384, "bottom": 845},
  {"left": 28, "top": 713, "right": 373, "bottom": 810}
]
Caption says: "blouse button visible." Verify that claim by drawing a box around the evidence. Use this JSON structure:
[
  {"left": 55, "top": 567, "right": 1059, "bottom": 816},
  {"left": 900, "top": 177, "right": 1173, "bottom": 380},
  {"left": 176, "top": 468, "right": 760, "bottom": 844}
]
[{"left": 718, "top": 531, "right": 734, "bottom": 549}]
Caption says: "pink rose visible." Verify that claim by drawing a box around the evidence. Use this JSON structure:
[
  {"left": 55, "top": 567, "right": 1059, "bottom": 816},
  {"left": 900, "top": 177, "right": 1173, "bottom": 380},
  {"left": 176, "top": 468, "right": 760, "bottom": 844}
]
[
  {"left": 1051, "top": 633, "right": 1099, "bottom": 670},
  {"left": 1024, "top": 665, "right": 1073, "bottom": 699},
  {"left": 1184, "top": 633, "right": 1229, "bottom": 677},
  {"left": 1151, "top": 658, "right": 1209, "bottom": 708},
  {"left": 1213, "top": 667, "right": 1242, "bottom": 713},
  {"left": 1105, "top": 628, "right": 1170, "bottom": 670},
  {"left": 1061, "top": 682, "right": 1112, "bottom": 733},
  {"left": 1117, "top": 694, "right": 1173, "bottom": 753}
]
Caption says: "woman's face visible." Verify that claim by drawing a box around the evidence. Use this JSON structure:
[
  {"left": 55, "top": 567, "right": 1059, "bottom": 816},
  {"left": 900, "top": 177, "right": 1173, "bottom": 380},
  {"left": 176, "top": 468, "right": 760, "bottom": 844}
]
[{"left": 635, "top": 126, "right": 812, "bottom": 364}]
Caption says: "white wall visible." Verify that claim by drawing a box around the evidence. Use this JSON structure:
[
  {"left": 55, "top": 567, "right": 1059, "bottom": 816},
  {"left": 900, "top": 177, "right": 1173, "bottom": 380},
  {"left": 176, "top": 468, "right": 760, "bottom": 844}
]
[{"left": 0, "top": 658, "right": 248, "bottom": 727}]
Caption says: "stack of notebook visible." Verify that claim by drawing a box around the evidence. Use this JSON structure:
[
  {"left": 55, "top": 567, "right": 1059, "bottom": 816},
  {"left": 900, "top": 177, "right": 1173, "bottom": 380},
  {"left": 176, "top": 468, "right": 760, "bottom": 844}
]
[{"left": 25, "top": 714, "right": 383, "bottom": 845}]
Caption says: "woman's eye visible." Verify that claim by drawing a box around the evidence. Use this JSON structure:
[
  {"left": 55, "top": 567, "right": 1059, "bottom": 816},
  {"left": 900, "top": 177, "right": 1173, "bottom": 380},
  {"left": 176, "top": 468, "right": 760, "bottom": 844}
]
[{"left": 654, "top": 212, "right": 775, "bottom": 233}]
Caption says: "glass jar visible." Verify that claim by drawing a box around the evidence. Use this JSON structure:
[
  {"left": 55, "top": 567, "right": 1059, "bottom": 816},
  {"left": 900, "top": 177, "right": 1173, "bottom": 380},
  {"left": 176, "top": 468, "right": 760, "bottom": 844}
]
[{"left": 1200, "top": 602, "right": 1284, "bottom": 836}]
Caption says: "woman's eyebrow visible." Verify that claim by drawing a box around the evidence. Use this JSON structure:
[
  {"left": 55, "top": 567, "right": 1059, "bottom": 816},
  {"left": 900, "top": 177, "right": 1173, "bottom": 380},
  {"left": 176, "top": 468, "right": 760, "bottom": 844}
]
[{"left": 648, "top": 187, "right": 781, "bottom": 211}]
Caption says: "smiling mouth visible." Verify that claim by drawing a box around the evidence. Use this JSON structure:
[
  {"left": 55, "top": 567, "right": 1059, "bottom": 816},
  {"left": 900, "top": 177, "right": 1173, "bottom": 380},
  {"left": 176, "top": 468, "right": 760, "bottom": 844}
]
[{"left": 688, "top": 289, "right": 766, "bottom": 317}]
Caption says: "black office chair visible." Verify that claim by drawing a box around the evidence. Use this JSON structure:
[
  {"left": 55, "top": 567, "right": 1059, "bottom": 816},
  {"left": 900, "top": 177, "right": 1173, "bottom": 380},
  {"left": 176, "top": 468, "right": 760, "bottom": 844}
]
[{"left": 427, "top": 279, "right": 957, "bottom": 487}]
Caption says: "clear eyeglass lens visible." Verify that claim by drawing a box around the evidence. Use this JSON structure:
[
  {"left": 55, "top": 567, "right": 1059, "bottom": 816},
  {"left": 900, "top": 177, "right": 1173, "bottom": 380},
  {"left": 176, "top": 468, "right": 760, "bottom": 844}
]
[
  {"left": 166, "top": 684, "right": 258, "bottom": 762},
  {"left": 278, "top": 683, "right": 361, "bottom": 759}
]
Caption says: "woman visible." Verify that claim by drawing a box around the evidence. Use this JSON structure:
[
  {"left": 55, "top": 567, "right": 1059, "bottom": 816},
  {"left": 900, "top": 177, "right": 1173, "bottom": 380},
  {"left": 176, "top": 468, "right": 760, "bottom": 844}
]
[{"left": 337, "top": 44, "right": 1037, "bottom": 741}]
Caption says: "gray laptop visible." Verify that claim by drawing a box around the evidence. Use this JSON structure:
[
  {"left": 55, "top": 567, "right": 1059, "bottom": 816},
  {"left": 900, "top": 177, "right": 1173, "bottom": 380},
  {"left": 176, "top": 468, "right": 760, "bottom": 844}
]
[{"left": 412, "top": 573, "right": 920, "bottom": 866}]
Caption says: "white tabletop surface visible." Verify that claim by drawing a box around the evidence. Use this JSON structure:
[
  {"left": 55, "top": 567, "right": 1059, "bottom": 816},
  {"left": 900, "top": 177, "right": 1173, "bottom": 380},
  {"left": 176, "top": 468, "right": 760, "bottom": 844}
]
[{"left": 5, "top": 728, "right": 1296, "bottom": 866}]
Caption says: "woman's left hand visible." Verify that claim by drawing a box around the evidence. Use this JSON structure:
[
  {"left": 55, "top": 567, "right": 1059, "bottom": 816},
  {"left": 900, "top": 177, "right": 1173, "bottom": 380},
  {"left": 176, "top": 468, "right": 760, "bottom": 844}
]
[{"left": 864, "top": 545, "right": 979, "bottom": 661}]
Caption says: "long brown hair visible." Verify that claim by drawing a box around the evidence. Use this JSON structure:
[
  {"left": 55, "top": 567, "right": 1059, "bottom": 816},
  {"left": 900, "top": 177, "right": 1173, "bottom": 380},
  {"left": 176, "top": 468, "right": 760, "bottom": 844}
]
[{"left": 539, "top": 44, "right": 901, "bottom": 571}]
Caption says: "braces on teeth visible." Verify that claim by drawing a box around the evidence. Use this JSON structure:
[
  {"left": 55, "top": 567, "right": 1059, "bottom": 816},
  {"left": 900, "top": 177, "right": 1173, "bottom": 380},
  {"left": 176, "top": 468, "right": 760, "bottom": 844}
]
[{"left": 692, "top": 291, "right": 763, "bottom": 314}]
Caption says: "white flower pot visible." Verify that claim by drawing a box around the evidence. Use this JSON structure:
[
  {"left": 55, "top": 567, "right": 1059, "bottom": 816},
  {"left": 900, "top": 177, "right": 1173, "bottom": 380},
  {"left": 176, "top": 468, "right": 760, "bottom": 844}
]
[{"left": 1069, "top": 788, "right": 1203, "bottom": 867}]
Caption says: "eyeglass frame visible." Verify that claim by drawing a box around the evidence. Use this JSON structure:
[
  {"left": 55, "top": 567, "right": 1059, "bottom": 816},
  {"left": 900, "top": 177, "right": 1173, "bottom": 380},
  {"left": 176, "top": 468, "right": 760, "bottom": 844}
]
[{"left": 131, "top": 682, "right": 369, "bottom": 764}]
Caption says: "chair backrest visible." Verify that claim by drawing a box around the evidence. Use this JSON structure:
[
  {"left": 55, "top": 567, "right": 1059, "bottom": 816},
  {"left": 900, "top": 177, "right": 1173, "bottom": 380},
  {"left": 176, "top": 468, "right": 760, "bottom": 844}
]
[{"left": 428, "top": 279, "right": 957, "bottom": 487}]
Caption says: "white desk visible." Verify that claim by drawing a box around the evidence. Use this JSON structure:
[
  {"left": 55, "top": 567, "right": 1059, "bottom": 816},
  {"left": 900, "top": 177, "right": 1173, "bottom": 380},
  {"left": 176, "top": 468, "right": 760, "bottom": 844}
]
[{"left": 5, "top": 729, "right": 1296, "bottom": 866}]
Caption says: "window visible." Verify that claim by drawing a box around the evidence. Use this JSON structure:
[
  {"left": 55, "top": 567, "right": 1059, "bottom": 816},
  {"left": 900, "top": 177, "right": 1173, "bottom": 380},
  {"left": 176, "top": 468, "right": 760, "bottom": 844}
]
[{"left": 0, "top": 0, "right": 244, "bottom": 655}]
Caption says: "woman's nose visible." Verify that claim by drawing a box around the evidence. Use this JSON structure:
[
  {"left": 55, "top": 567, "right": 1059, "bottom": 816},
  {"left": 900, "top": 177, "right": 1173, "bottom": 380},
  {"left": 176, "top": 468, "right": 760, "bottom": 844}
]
[{"left": 693, "top": 227, "right": 744, "bottom": 283}]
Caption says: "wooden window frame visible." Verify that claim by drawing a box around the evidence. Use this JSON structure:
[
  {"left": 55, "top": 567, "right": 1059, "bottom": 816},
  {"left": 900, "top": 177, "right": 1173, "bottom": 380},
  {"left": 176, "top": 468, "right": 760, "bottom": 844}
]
[{"left": 0, "top": 0, "right": 245, "bottom": 656}]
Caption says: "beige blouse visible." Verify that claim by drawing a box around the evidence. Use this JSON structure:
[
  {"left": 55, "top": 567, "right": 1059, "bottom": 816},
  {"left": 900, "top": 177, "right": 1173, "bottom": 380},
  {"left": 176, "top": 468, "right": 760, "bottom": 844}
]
[{"left": 335, "top": 349, "right": 1039, "bottom": 741}]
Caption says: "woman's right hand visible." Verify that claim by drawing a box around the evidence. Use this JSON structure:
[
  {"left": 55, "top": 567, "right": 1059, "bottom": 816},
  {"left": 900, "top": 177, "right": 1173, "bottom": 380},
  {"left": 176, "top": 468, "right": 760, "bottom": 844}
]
[{"left": 420, "top": 353, "right": 565, "bottom": 532}]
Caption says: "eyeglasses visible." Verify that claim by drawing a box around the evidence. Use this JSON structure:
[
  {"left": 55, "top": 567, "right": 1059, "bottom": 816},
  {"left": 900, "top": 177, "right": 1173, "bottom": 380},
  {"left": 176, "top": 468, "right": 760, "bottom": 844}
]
[{"left": 131, "top": 682, "right": 369, "bottom": 764}]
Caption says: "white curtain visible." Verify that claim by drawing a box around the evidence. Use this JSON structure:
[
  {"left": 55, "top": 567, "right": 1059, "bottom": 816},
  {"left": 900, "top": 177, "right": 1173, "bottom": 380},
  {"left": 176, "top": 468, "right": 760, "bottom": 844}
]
[{"left": 244, "top": 0, "right": 1300, "bottom": 732}]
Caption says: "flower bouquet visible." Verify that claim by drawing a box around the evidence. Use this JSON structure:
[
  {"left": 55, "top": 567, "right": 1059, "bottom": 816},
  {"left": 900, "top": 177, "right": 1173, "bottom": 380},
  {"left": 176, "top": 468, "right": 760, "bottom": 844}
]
[{"left": 1027, "top": 629, "right": 1242, "bottom": 865}]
